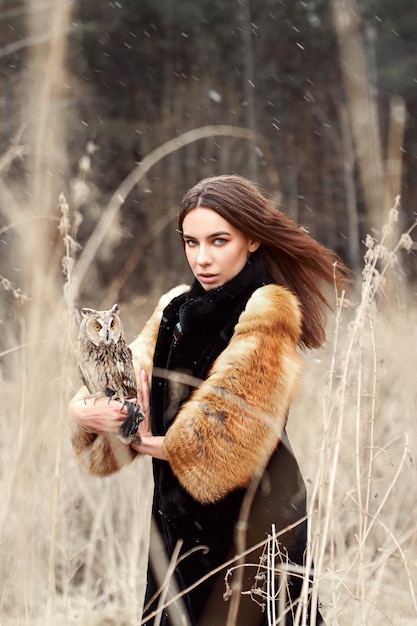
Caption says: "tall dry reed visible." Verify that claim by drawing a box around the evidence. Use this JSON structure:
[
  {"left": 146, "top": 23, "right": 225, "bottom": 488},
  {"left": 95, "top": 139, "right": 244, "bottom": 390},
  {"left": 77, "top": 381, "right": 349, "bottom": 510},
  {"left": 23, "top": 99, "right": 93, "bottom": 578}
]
[{"left": 288, "top": 206, "right": 417, "bottom": 625}]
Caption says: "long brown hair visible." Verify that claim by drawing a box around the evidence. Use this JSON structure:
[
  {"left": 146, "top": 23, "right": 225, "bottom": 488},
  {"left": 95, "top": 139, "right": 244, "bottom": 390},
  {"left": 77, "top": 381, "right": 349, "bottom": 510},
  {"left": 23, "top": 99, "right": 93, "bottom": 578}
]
[{"left": 177, "top": 174, "right": 350, "bottom": 350}]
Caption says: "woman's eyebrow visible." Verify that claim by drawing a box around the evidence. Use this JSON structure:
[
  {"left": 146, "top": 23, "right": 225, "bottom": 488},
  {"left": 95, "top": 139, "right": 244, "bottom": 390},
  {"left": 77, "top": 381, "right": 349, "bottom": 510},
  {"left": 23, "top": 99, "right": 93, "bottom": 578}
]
[{"left": 182, "top": 230, "right": 231, "bottom": 238}]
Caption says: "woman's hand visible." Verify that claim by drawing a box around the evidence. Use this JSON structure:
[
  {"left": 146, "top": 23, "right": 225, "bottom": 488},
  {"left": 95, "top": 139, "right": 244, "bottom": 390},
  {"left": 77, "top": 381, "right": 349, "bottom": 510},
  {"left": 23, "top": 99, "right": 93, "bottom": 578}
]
[
  {"left": 71, "top": 396, "right": 128, "bottom": 434},
  {"left": 131, "top": 370, "right": 167, "bottom": 461}
]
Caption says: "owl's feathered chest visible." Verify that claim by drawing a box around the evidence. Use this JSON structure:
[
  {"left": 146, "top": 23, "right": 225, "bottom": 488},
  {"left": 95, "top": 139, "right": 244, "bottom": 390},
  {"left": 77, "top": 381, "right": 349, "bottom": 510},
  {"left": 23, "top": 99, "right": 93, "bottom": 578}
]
[{"left": 78, "top": 336, "right": 137, "bottom": 400}]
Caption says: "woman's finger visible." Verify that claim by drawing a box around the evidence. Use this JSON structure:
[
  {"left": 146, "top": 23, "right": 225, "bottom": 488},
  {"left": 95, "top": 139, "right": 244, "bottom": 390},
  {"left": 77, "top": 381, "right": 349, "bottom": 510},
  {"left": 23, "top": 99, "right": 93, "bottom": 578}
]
[{"left": 139, "top": 370, "right": 151, "bottom": 415}]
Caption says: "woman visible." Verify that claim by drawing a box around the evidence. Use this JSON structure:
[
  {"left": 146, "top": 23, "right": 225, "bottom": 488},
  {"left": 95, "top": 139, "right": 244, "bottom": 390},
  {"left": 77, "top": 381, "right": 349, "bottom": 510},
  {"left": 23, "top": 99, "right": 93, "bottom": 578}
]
[{"left": 70, "top": 175, "right": 347, "bottom": 625}]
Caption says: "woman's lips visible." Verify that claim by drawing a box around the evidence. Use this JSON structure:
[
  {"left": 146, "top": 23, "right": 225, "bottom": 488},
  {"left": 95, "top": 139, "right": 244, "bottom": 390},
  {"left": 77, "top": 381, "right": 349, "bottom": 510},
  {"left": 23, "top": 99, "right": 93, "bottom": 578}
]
[{"left": 198, "top": 273, "right": 218, "bottom": 285}]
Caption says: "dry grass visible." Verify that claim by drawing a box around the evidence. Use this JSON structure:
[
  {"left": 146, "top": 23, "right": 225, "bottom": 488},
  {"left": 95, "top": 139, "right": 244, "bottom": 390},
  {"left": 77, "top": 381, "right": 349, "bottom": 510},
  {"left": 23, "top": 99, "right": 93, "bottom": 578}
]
[
  {"left": 291, "top": 306, "right": 417, "bottom": 625},
  {"left": 288, "top": 217, "right": 417, "bottom": 625}
]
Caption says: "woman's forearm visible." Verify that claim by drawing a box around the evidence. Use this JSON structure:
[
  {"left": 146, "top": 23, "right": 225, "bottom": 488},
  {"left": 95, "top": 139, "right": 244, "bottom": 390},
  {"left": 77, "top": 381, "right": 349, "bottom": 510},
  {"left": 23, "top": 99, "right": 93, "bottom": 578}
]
[
  {"left": 71, "top": 397, "right": 127, "bottom": 434},
  {"left": 131, "top": 435, "right": 167, "bottom": 461}
]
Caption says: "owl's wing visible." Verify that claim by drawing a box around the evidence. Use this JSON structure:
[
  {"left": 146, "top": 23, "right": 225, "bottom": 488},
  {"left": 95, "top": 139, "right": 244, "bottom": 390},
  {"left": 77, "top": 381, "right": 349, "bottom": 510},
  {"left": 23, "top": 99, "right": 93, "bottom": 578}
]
[
  {"left": 78, "top": 351, "right": 103, "bottom": 396},
  {"left": 78, "top": 366, "right": 89, "bottom": 391},
  {"left": 113, "top": 343, "right": 138, "bottom": 400}
]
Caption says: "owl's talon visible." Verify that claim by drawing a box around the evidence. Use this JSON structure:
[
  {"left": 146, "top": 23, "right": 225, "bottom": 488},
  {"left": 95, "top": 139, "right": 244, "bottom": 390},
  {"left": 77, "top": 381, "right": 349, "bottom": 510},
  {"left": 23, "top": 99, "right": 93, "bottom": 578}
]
[{"left": 118, "top": 401, "right": 145, "bottom": 444}]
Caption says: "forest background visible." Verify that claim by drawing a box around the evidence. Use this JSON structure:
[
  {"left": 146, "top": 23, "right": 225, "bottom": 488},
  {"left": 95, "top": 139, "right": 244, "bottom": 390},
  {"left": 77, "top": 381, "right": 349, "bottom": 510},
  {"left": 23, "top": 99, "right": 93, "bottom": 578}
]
[{"left": 0, "top": 0, "right": 416, "bottom": 625}]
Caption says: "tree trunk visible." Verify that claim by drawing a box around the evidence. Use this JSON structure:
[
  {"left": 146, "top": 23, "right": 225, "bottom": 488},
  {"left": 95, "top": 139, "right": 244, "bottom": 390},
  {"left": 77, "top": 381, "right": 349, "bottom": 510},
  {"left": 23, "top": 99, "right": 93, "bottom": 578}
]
[{"left": 331, "top": 0, "right": 384, "bottom": 234}]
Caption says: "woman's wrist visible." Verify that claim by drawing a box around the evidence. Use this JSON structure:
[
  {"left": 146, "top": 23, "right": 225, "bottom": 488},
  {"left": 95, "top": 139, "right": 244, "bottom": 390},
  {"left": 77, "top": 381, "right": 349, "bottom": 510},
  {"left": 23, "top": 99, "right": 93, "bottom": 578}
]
[{"left": 132, "top": 434, "right": 167, "bottom": 461}]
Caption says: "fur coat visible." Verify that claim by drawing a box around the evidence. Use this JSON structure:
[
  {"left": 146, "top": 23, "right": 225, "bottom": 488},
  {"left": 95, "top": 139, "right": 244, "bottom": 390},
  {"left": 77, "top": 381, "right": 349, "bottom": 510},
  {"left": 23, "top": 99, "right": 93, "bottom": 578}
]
[
  {"left": 70, "top": 259, "right": 315, "bottom": 625},
  {"left": 70, "top": 260, "right": 303, "bottom": 496}
]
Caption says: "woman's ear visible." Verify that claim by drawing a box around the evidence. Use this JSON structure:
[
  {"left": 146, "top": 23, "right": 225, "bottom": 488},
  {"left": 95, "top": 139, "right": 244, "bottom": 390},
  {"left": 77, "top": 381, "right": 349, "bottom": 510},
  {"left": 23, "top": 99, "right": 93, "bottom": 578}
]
[{"left": 248, "top": 240, "right": 260, "bottom": 253}]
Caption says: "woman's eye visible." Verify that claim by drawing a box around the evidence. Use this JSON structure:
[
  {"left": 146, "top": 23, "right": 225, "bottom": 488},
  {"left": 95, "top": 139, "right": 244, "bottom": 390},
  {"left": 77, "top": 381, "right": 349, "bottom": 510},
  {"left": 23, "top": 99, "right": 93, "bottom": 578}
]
[
  {"left": 184, "top": 239, "right": 197, "bottom": 247},
  {"left": 214, "top": 237, "right": 226, "bottom": 245}
]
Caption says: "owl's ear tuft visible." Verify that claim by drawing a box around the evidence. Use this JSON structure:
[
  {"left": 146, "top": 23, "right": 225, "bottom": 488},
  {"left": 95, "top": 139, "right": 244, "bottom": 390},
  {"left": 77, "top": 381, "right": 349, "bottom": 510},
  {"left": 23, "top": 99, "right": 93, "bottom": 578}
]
[
  {"left": 81, "top": 308, "right": 96, "bottom": 317},
  {"left": 111, "top": 304, "right": 119, "bottom": 313}
]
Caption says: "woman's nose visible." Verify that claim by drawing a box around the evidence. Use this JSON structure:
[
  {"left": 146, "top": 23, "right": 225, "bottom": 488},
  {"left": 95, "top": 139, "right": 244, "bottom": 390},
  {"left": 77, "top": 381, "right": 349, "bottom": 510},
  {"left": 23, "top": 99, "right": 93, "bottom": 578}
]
[{"left": 197, "top": 244, "right": 211, "bottom": 265}]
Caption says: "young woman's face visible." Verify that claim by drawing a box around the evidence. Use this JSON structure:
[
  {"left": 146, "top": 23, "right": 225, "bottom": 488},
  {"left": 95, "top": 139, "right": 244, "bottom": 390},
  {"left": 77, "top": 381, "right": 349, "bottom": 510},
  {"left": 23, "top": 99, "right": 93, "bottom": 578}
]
[{"left": 181, "top": 207, "right": 259, "bottom": 290}]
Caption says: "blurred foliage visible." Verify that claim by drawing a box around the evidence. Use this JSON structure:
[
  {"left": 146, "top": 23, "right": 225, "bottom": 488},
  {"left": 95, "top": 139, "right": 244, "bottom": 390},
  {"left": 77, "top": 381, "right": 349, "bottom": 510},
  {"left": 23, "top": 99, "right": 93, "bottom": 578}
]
[
  {"left": 364, "top": 0, "right": 417, "bottom": 98},
  {"left": 0, "top": 0, "right": 416, "bottom": 304}
]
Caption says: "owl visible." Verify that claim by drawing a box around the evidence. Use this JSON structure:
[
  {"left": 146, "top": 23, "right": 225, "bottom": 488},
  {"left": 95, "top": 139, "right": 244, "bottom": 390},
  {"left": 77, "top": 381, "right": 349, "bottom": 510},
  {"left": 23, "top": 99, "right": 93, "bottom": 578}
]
[{"left": 78, "top": 303, "right": 144, "bottom": 445}]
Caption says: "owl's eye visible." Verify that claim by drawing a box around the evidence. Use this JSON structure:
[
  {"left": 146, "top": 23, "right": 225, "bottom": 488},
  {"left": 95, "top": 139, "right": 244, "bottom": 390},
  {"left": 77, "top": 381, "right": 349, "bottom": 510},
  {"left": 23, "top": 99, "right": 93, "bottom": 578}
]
[
  {"left": 111, "top": 320, "right": 115, "bottom": 329},
  {"left": 94, "top": 323, "right": 102, "bottom": 331}
]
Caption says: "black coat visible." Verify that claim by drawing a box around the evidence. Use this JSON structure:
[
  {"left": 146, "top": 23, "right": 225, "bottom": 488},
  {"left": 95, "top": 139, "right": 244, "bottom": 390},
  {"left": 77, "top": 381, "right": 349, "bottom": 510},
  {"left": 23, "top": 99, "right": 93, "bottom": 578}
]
[{"left": 142, "top": 260, "right": 318, "bottom": 626}]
